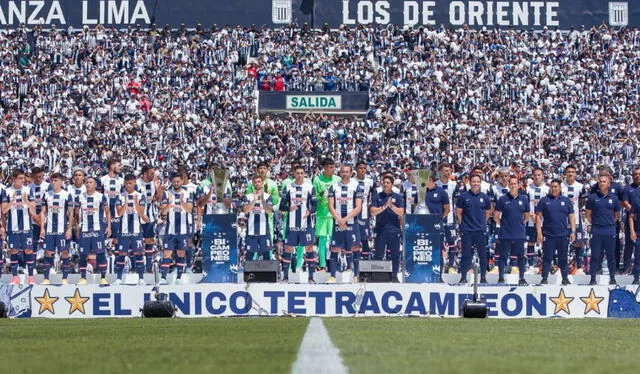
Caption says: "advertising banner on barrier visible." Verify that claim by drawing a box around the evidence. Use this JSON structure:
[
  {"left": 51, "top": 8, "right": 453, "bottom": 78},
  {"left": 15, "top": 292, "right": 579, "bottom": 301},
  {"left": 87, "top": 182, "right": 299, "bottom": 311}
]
[
  {"left": 259, "top": 91, "right": 369, "bottom": 115},
  {"left": 404, "top": 214, "right": 442, "bottom": 283},
  {"left": 200, "top": 214, "right": 239, "bottom": 283},
  {"left": 0, "top": 1, "right": 636, "bottom": 30},
  {"left": 8, "top": 283, "right": 640, "bottom": 318}
]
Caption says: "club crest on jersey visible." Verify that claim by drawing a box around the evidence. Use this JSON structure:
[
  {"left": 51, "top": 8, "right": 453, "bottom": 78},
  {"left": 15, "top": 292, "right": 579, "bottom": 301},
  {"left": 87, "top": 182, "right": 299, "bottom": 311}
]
[
  {"left": 561, "top": 201, "right": 565, "bottom": 206},
  {"left": 433, "top": 193, "right": 438, "bottom": 198},
  {"left": 609, "top": 199, "right": 613, "bottom": 204},
  {"left": 480, "top": 198, "right": 484, "bottom": 203},
  {"left": 518, "top": 201, "right": 522, "bottom": 205}
]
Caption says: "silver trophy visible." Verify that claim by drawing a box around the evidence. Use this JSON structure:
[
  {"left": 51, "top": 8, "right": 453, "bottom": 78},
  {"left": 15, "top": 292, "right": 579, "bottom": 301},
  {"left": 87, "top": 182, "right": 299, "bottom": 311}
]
[
  {"left": 211, "top": 167, "right": 230, "bottom": 214},
  {"left": 410, "top": 169, "right": 431, "bottom": 214}
]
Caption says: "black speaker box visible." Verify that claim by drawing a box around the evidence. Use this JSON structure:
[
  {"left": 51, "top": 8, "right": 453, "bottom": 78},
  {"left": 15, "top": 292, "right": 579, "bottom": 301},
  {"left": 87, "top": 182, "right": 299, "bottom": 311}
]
[
  {"left": 142, "top": 300, "right": 175, "bottom": 318},
  {"left": 244, "top": 260, "right": 279, "bottom": 283}
]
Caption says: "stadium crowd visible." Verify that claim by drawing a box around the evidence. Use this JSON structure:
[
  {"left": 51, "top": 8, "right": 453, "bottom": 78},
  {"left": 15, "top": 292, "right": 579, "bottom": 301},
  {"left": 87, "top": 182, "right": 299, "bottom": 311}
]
[{"left": 0, "top": 22, "right": 639, "bottom": 284}]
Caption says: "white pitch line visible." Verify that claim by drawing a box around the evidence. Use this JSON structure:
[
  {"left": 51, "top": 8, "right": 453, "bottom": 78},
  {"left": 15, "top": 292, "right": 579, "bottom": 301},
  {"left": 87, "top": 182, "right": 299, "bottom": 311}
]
[{"left": 291, "top": 318, "right": 349, "bottom": 374}]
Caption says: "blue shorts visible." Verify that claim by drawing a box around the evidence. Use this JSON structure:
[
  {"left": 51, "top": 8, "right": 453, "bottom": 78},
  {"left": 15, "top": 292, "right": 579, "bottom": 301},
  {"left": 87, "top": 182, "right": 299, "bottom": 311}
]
[
  {"left": 141, "top": 222, "right": 155, "bottom": 239},
  {"left": 78, "top": 232, "right": 106, "bottom": 255},
  {"left": 285, "top": 227, "right": 314, "bottom": 247},
  {"left": 331, "top": 224, "right": 361, "bottom": 250},
  {"left": 525, "top": 226, "right": 537, "bottom": 242},
  {"left": 163, "top": 235, "right": 189, "bottom": 252},
  {"left": 357, "top": 219, "right": 371, "bottom": 241},
  {"left": 118, "top": 234, "right": 144, "bottom": 253},
  {"left": 444, "top": 223, "right": 457, "bottom": 246},
  {"left": 43, "top": 234, "right": 70, "bottom": 253},
  {"left": 7, "top": 232, "right": 34, "bottom": 251},
  {"left": 246, "top": 235, "right": 272, "bottom": 253},
  {"left": 110, "top": 218, "right": 121, "bottom": 239}
]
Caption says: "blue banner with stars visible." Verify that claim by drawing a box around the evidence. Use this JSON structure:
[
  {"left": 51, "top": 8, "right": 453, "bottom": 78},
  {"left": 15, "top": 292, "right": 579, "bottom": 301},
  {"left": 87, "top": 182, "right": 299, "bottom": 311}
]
[
  {"left": 201, "top": 214, "right": 239, "bottom": 283},
  {"left": 404, "top": 214, "right": 443, "bottom": 283},
  {"left": 12, "top": 283, "right": 640, "bottom": 318}
]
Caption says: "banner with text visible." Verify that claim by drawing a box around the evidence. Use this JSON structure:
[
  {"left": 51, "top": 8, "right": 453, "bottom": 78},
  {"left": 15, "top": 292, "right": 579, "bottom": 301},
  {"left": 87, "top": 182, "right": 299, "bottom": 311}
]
[
  {"left": 0, "top": 1, "right": 636, "bottom": 30},
  {"left": 200, "top": 214, "right": 239, "bottom": 283},
  {"left": 259, "top": 91, "right": 369, "bottom": 115},
  {"left": 404, "top": 214, "right": 443, "bottom": 283},
  {"left": 9, "top": 283, "right": 640, "bottom": 318}
]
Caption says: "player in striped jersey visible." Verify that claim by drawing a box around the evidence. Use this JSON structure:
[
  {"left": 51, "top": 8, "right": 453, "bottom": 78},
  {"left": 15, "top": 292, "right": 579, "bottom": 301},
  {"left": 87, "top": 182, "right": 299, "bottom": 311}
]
[
  {"left": 355, "top": 161, "right": 375, "bottom": 260},
  {"left": 436, "top": 163, "right": 459, "bottom": 271},
  {"left": 490, "top": 167, "right": 512, "bottom": 273},
  {"left": 100, "top": 159, "right": 124, "bottom": 248},
  {"left": 75, "top": 176, "right": 111, "bottom": 285},
  {"left": 136, "top": 165, "right": 164, "bottom": 272},
  {"left": 29, "top": 167, "right": 50, "bottom": 253},
  {"left": 328, "top": 165, "right": 363, "bottom": 283},
  {"left": 181, "top": 169, "right": 199, "bottom": 273},
  {"left": 2, "top": 169, "right": 37, "bottom": 285},
  {"left": 242, "top": 175, "right": 274, "bottom": 262},
  {"left": 402, "top": 167, "right": 418, "bottom": 214},
  {"left": 67, "top": 168, "right": 87, "bottom": 256},
  {"left": 246, "top": 161, "right": 280, "bottom": 243},
  {"left": 160, "top": 173, "right": 194, "bottom": 283},
  {"left": 279, "top": 166, "right": 317, "bottom": 282},
  {"left": 280, "top": 159, "right": 312, "bottom": 273},
  {"left": 116, "top": 174, "right": 149, "bottom": 285},
  {"left": 562, "top": 165, "right": 588, "bottom": 272},
  {"left": 39, "top": 173, "right": 74, "bottom": 285},
  {"left": 525, "top": 167, "right": 549, "bottom": 270}
]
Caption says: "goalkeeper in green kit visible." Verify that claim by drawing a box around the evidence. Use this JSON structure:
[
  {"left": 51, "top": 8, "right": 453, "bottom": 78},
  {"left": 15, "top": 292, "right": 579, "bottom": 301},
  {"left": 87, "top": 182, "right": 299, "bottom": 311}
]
[{"left": 313, "top": 158, "right": 341, "bottom": 271}]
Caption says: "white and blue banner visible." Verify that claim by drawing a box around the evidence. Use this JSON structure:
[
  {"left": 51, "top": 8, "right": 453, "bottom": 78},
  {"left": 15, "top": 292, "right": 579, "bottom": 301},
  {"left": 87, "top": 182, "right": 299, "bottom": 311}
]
[
  {"left": 0, "top": 1, "right": 637, "bottom": 30},
  {"left": 5, "top": 283, "right": 640, "bottom": 318},
  {"left": 200, "top": 214, "right": 239, "bottom": 283},
  {"left": 404, "top": 214, "right": 442, "bottom": 283}
]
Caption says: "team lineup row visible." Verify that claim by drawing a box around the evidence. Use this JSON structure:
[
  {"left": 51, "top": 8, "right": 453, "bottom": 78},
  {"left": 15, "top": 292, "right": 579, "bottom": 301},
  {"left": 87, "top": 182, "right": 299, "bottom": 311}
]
[{"left": 1, "top": 158, "right": 639, "bottom": 285}]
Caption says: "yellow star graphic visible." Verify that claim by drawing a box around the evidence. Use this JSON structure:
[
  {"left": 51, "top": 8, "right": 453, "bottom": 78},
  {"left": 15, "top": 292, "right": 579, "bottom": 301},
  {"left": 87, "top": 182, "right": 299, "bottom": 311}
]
[
  {"left": 549, "top": 288, "right": 574, "bottom": 315},
  {"left": 34, "top": 288, "right": 59, "bottom": 315},
  {"left": 580, "top": 288, "right": 605, "bottom": 315},
  {"left": 65, "top": 288, "right": 90, "bottom": 315}
]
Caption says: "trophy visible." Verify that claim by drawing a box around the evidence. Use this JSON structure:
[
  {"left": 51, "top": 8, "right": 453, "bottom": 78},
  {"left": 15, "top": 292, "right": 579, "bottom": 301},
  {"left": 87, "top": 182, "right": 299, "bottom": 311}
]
[
  {"left": 410, "top": 169, "right": 431, "bottom": 214},
  {"left": 210, "top": 167, "right": 230, "bottom": 214}
]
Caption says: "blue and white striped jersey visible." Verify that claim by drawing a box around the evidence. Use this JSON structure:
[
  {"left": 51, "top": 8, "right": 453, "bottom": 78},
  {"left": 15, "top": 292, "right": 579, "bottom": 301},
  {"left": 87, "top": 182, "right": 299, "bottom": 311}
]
[
  {"left": 242, "top": 192, "right": 273, "bottom": 236},
  {"left": 29, "top": 181, "right": 51, "bottom": 216},
  {"left": 402, "top": 183, "right": 418, "bottom": 214},
  {"left": 42, "top": 189, "right": 74, "bottom": 235},
  {"left": 76, "top": 192, "right": 109, "bottom": 233},
  {"left": 526, "top": 183, "right": 550, "bottom": 227},
  {"left": 328, "top": 180, "right": 363, "bottom": 225},
  {"left": 136, "top": 178, "right": 159, "bottom": 222},
  {"left": 436, "top": 178, "right": 458, "bottom": 225},
  {"left": 116, "top": 191, "right": 147, "bottom": 235},
  {"left": 280, "top": 181, "right": 316, "bottom": 230},
  {"left": 100, "top": 175, "right": 124, "bottom": 219},
  {"left": 2, "top": 186, "right": 35, "bottom": 233},
  {"left": 491, "top": 182, "right": 510, "bottom": 202},
  {"left": 182, "top": 183, "right": 198, "bottom": 230},
  {"left": 562, "top": 181, "right": 587, "bottom": 225},
  {"left": 162, "top": 189, "right": 194, "bottom": 236},
  {"left": 66, "top": 183, "right": 87, "bottom": 206},
  {"left": 355, "top": 177, "right": 375, "bottom": 220}
]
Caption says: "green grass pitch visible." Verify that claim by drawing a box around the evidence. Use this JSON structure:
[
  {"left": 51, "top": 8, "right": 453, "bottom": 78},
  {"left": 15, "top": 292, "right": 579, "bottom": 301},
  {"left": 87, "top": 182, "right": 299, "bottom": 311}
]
[{"left": 1, "top": 318, "right": 638, "bottom": 374}]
